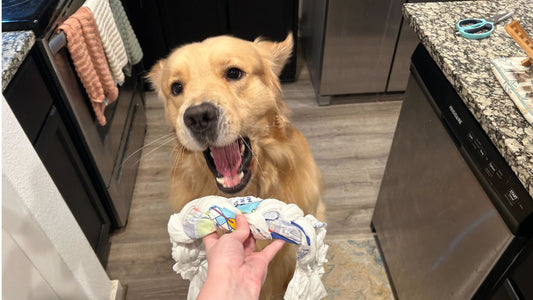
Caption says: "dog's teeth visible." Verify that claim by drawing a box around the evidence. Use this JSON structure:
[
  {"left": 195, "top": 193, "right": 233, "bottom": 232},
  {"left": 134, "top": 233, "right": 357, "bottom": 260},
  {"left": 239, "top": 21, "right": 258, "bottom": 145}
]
[
  {"left": 238, "top": 172, "right": 244, "bottom": 180},
  {"left": 210, "top": 152, "right": 214, "bottom": 158},
  {"left": 216, "top": 177, "right": 224, "bottom": 185},
  {"left": 240, "top": 142, "right": 245, "bottom": 154}
]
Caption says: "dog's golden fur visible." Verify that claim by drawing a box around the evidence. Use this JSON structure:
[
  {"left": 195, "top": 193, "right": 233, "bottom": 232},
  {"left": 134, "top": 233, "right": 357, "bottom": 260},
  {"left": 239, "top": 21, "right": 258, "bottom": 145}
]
[{"left": 148, "top": 33, "right": 324, "bottom": 299}]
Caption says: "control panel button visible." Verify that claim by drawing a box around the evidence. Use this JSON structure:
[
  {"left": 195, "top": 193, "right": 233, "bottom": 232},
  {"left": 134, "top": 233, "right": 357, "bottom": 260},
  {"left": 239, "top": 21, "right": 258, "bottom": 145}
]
[
  {"left": 505, "top": 188, "right": 519, "bottom": 206},
  {"left": 488, "top": 162, "right": 497, "bottom": 173},
  {"left": 467, "top": 131, "right": 475, "bottom": 141}
]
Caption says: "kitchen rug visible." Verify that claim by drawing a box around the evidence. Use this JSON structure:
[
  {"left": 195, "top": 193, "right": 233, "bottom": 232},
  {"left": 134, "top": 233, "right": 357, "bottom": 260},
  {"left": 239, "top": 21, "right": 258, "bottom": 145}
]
[
  {"left": 491, "top": 57, "right": 533, "bottom": 124},
  {"left": 322, "top": 234, "right": 393, "bottom": 299}
]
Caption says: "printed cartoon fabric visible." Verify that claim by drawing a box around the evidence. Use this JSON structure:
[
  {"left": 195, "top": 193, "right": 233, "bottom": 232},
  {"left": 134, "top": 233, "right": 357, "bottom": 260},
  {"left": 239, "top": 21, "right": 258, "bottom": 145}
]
[{"left": 168, "top": 195, "right": 329, "bottom": 300}]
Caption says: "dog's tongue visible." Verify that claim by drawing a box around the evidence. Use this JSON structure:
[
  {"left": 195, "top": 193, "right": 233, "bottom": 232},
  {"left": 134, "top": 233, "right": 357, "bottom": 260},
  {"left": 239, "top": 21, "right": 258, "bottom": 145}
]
[{"left": 210, "top": 140, "right": 242, "bottom": 179}]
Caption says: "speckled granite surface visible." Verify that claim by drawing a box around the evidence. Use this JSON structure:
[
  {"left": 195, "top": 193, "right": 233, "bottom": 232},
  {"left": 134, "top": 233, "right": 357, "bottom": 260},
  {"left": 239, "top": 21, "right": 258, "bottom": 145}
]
[
  {"left": 2, "top": 31, "right": 35, "bottom": 92},
  {"left": 404, "top": 1, "right": 533, "bottom": 197}
]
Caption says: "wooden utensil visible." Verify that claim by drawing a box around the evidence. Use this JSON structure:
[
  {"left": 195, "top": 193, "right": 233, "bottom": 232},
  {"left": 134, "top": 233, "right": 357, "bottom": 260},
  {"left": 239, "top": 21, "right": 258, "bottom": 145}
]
[{"left": 505, "top": 20, "right": 533, "bottom": 67}]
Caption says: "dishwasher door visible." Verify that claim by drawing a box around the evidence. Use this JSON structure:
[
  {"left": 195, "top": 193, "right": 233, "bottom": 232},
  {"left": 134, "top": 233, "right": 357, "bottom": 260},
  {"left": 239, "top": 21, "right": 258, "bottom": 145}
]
[{"left": 372, "top": 59, "right": 513, "bottom": 299}]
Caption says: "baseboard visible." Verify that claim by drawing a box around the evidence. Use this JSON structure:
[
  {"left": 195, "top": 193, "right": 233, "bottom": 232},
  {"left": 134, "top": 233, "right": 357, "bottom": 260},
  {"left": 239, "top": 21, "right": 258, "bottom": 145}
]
[{"left": 110, "top": 280, "right": 124, "bottom": 300}]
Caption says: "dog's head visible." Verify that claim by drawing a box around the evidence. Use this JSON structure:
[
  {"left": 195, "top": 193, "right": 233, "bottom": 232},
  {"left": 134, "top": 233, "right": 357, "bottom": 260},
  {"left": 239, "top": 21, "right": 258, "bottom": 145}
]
[{"left": 147, "top": 34, "right": 293, "bottom": 194}]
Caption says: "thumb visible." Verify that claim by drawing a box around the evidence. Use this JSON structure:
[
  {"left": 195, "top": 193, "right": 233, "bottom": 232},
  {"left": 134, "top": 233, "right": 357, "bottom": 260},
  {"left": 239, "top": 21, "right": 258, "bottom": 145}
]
[{"left": 230, "top": 214, "right": 251, "bottom": 244}]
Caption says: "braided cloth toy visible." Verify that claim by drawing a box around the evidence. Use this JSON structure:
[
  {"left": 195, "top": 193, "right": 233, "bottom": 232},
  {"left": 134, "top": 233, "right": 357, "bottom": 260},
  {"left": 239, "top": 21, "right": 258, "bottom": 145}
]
[{"left": 167, "top": 195, "right": 329, "bottom": 300}]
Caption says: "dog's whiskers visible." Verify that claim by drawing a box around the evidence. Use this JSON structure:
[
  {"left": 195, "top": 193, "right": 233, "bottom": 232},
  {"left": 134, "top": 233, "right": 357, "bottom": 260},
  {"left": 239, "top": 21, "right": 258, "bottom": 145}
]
[
  {"left": 122, "top": 133, "right": 177, "bottom": 168},
  {"left": 240, "top": 135, "right": 262, "bottom": 172},
  {"left": 121, "top": 133, "right": 175, "bottom": 165},
  {"left": 170, "top": 144, "right": 185, "bottom": 175}
]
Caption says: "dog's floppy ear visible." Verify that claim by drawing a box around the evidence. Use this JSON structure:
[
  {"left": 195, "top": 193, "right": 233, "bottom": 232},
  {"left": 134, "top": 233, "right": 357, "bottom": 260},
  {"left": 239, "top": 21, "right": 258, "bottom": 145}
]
[
  {"left": 146, "top": 59, "right": 166, "bottom": 93},
  {"left": 254, "top": 33, "right": 293, "bottom": 76}
]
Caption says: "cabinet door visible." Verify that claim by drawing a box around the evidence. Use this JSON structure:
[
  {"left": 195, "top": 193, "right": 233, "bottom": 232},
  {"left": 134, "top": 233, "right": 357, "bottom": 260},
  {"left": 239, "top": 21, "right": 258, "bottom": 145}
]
[
  {"left": 386, "top": 17, "right": 419, "bottom": 92},
  {"left": 121, "top": 0, "right": 169, "bottom": 71},
  {"left": 227, "top": 0, "right": 298, "bottom": 81},
  {"left": 387, "top": 0, "right": 444, "bottom": 93},
  {"left": 34, "top": 106, "right": 111, "bottom": 262},
  {"left": 4, "top": 52, "right": 53, "bottom": 144},
  {"left": 158, "top": 0, "right": 229, "bottom": 48}
]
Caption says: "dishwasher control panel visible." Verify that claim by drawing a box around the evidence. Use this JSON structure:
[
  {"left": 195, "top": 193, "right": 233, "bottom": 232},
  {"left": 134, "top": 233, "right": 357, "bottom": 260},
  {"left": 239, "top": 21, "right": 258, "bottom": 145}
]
[{"left": 467, "top": 131, "right": 526, "bottom": 209}]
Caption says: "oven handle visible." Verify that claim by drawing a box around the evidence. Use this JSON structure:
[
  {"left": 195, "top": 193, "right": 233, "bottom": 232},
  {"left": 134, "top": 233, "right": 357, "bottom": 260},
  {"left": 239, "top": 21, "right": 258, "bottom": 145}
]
[{"left": 49, "top": 31, "right": 67, "bottom": 55}]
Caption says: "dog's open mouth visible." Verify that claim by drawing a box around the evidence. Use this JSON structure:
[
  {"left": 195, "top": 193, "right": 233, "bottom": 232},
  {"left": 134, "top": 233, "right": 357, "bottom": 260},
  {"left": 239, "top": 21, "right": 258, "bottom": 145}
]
[{"left": 202, "top": 137, "right": 253, "bottom": 194}]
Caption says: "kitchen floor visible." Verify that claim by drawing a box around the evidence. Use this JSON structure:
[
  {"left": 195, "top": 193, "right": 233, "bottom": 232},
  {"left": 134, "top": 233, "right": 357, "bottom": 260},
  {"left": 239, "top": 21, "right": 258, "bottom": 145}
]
[{"left": 105, "top": 59, "right": 402, "bottom": 299}]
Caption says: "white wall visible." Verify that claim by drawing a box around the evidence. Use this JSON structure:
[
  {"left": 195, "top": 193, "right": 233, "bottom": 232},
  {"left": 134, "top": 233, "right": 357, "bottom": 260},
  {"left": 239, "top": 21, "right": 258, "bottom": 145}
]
[
  {"left": 3, "top": 228, "right": 59, "bottom": 299},
  {"left": 2, "top": 96, "right": 112, "bottom": 299}
]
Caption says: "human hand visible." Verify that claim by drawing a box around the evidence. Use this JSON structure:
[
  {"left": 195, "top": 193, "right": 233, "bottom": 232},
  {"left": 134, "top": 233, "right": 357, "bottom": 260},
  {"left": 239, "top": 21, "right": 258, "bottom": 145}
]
[{"left": 197, "top": 214, "right": 285, "bottom": 300}]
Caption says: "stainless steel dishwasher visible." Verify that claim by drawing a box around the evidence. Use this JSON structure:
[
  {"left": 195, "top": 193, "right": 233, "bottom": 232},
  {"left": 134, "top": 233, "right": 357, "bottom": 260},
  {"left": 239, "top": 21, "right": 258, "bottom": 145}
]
[{"left": 372, "top": 44, "right": 533, "bottom": 299}]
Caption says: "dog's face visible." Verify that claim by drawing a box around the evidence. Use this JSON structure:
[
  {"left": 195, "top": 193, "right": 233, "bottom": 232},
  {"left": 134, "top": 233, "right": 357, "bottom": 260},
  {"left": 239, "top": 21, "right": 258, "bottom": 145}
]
[{"left": 148, "top": 34, "right": 293, "bottom": 194}]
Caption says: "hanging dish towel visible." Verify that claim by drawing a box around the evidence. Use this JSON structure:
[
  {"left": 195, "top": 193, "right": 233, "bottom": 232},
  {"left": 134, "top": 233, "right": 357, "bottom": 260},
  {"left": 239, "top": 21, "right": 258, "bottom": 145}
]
[
  {"left": 491, "top": 57, "right": 533, "bottom": 124},
  {"left": 84, "top": 0, "right": 128, "bottom": 85},
  {"left": 108, "top": 0, "right": 143, "bottom": 77},
  {"left": 59, "top": 6, "right": 118, "bottom": 126},
  {"left": 168, "top": 195, "right": 329, "bottom": 300}
]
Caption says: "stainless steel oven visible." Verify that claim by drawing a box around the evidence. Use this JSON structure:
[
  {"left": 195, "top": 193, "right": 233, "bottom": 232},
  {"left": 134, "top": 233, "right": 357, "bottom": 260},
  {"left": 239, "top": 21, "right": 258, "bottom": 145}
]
[
  {"left": 41, "top": 0, "right": 146, "bottom": 227},
  {"left": 4, "top": 0, "right": 147, "bottom": 228}
]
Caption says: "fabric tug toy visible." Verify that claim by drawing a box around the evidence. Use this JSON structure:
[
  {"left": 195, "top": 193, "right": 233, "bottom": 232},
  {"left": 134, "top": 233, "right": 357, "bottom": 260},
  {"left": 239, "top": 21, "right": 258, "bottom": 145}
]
[{"left": 168, "top": 195, "right": 329, "bottom": 300}]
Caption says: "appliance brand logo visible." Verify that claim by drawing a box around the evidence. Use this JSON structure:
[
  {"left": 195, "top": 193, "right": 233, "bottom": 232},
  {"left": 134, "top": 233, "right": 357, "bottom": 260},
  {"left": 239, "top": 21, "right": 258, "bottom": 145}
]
[{"left": 448, "top": 105, "right": 463, "bottom": 125}]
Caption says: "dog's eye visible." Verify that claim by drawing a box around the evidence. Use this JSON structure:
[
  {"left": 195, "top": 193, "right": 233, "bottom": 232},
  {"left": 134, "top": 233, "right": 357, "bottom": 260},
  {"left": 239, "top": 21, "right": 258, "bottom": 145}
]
[
  {"left": 226, "top": 67, "right": 244, "bottom": 80},
  {"left": 171, "top": 82, "right": 183, "bottom": 96}
]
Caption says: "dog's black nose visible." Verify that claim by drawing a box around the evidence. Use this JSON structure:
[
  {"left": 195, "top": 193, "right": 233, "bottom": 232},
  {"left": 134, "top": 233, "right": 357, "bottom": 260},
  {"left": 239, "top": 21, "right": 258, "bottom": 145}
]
[{"left": 183, "top": 102, "right": 218, "bottom": 134}]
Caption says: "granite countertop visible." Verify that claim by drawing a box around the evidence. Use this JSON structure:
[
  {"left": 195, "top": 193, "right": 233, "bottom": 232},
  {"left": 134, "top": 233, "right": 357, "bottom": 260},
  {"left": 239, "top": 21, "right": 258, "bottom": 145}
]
[
  {"left": 404, "top": 0, "right": 533, "bottom": 197},
  {"left": 2, "top": 31, "right": 35, "bottom": 92}
]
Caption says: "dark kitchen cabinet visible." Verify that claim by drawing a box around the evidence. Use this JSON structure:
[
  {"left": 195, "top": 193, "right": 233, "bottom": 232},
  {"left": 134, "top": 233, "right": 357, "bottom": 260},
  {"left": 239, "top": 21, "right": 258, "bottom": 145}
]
[
  {"left": 159, "top": 0, "right": 229, "bottom": 48},
  {"left": 227, "top": 0, "right": 298, "bottom": 81},
  {"left": 123, "top": 0, "right": 298, "bottom": 81},
  {"left": 4, "top": 50, "right": 111, "bottom": 263},
  {"left": 4, "top": 54, "right": 53, "bottom": 144}
]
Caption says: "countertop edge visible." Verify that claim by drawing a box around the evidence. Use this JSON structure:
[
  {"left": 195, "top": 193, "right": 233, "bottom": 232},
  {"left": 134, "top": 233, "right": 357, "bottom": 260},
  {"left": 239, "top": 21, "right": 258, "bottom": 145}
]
[{"left": 2, "top": 31, "right": 36, "bottom": 92}]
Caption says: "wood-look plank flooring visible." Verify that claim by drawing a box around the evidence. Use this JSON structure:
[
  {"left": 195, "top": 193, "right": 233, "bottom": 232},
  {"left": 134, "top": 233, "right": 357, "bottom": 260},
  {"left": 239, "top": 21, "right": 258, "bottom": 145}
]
[{"left": 105, "top": 60, "right": 402, "bottom": 299}]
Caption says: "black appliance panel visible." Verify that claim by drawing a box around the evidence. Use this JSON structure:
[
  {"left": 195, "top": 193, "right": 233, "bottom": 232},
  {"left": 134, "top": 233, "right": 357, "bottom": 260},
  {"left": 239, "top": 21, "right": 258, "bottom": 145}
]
[{"left": 2, "top": 0, "right": 60, "bottom": 36}]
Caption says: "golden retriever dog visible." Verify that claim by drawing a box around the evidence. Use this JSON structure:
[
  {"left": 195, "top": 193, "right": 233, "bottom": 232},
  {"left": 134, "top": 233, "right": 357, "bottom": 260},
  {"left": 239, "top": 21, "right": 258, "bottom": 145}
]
[{"left": 148, "top": 33, "right": 324, "bottom": 299}]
